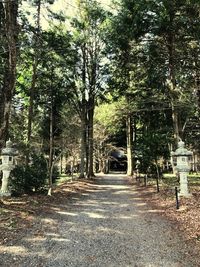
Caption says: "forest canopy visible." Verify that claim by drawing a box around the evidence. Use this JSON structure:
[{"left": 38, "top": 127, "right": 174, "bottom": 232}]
[{"left": 0, "top": 0, "right": 200, "bottom": 193}]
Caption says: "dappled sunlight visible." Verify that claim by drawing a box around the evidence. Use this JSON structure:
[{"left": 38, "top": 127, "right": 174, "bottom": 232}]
[
  {"left": 50, "top": 238, "right": 71, "bottom": 242},
  {"left": 116, "top": 215, "right": 137, "bottom": 219},
  {"left": 56, "top": 211, "right": 78, "bottom": 216},
  {"left": 99, "top": 201, "right": 118, "bottom": 205},
  {"left": 45, "top": 233, "right": 60, "bottom": 237},
  {"left": 99, "top": 185, "right": 129, "bottom": 190},
  {"left": 25, "top": 236, "right": 46, "bottom": 242},
  {"left": 82, "top": 212, "right": 107, "bottom": 219},
  {"left": 139, "top": 209, "right": 165, "bottom": 214},
  {"left": 132, "top": 197, "right": 145, "bottom": 200},
  {"left": 0, "top": 174, "right": 195, "bottom": 267},
  {"left": 0, "top": 246, "right": 27, "bottom": 254},
  {"left": 112, "top": 190, "right": 134, "bottom": 195},
  {"left": 4, "top": 200, "right": 27, "bottom": 205}
]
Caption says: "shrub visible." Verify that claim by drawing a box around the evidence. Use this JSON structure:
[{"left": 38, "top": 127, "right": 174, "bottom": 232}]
[{"left": 10, "top": 154, "right": 48, "bottom": 195}]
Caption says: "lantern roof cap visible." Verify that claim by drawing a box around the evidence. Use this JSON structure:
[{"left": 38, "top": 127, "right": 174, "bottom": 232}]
[
  {"left": 171, "top": 140, "right": 192, "bottom": 156},
  {"left": 1, "top": 139, "right": 17, "bottom": 156}
]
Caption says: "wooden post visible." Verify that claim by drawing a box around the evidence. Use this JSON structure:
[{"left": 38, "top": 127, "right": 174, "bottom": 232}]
[{"left": 175, "top": 186, "right": 179, "bottom": 209}]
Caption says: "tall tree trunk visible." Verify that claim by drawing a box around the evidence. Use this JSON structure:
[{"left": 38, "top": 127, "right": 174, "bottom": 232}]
[
  {"left": 79, "top": 115, "right": 86, "bottom": 178},
  {"left": 0, "top": 2, "right": 5, "bottom": 140},
  {"left": 87, "top": 97, "right": 95, "bottom": 178},
  {"left": 26, "top": 61, "right": 38, "bottom": 164},
  {"left": 155, "top": 159, "right": 160, "bottom": 193},
  {"left": 79, "top": 43, "right": 88, "bottom": 178},
  {"left": 126, "top": 115, "right": 133, "bottom": 176},
  {"left": 26, "top": 0, "right": 41, "bottom": 164},
  {"left": 196, "top": 84, "right": 200, "bottom": 110},
  {"left": 195, "top": 62, "right": 200, "bottom": 112},
  {"left": 85, "top": 117, "right": 89, "bottom": 176},
  {"left": 48, "top": 93, "right": 54, "bottom": 196},
  {"left": 167, "top": 3, "right": 180, "bottom": 145},
  {"left": 0, "top": 1, "right": 18, "bottom": 148}
]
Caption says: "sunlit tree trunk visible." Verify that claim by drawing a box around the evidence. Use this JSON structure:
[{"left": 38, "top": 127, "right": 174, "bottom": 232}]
[
  {"left": 87, "top": 97, "right": 95, "bottom": 178},
  {"left": 126, "top": 115, "right": 133, "bottom": 176},
  {"left": 48, "top": 90, "right": 54, "bottom": 196}
]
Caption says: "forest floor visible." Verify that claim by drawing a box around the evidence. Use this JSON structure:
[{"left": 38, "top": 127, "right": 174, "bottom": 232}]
[
  {"left": 0, "top": 174, "right": 200, "bottom": 266},
  {"left": 132, "top": 178, "right": 200, "bottom": 246}
]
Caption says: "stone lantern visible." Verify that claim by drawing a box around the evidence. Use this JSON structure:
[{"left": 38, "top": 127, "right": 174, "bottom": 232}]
[
  {"left": 171, "top": 140, "right": 192, "bottom": 197},
  {"left": 0, "top": 140, "right": 18, "bottom": 197}
]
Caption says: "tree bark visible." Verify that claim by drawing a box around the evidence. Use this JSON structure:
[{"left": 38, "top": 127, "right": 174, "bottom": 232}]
[
  {"left": 126, "top": 115, "right": 133, "bottom": 176},
  {"left": 79, "top": 115, "right": 86, "bottom": 178},
  {"left": 79, "top": 44, "right": 88, "bottom": 178},
  {"left": 26, "top": 0, "right": 41, "bottom": 164},
  {"left": 87, "top": 97, "right": 95, "bottom": 178},
  {"left": 167, "top": 3, "right": 180, "bottom": 145},
  {"left": 0, "top": 1, "right": 19, "bottom": 148},
  {"left": 195, "top": 63, "right": 200, "bottom": 112},
  {"left": 48, "top": 93, "right": 54, "bottom": 196}
]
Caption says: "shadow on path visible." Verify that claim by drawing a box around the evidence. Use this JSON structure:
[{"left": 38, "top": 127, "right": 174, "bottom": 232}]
[{"left": 0, "top": 174, "right": 198, "bottom": 267}]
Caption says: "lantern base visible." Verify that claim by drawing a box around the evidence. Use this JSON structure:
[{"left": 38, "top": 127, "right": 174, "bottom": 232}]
[{"left": 179, "top": 192, "right": 192, "bottom": 198}]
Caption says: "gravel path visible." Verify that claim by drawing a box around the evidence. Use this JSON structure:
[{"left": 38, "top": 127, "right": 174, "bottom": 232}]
[{"left": 0, "top": 174, "right": 198, "bottom": 267}]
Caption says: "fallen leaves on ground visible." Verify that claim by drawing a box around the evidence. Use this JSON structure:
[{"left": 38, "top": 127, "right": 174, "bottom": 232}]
[
  {"left": 1, "top": 176, "right": 200, "bottom": 254},
  {"left": 0, "top": 179, "right": 97, "bottom": 245},
  {"left": 133, "top": 179, "right": 200, "bottom": 248}
]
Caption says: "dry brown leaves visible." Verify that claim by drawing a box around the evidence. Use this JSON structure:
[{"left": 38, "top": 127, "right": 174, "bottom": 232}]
[
  {"left": 0, "top": 179, "right": 97, "bottom": 245},
  {"left": 1, "top": 176, "right": 200, "bottom": 253},
  {"left": 134, "top": 181, "right": 200, "bottom": 247}
]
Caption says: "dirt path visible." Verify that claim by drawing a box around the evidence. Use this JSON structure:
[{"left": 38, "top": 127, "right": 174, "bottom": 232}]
[{"left": 0, "top": 174, "right": 199, "bottom": 267}]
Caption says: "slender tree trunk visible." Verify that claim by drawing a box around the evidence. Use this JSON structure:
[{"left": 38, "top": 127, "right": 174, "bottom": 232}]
[
  {"left": 105, "top": 159, "right": 109, "bottom": 174},
  {"left": 79, "top": 102, "right": 89, "bottom": 178},
  {"left": 171, "top": 101, "right": 179, "bottom": 143},
  {"left": 48, "top": 98, "right": 53, "bottom": 196},
  {"left": 26, "top": 61, "right": 37, "bottom": 164},
  {"left": 167, "top": 4, "right": 180, "bottom": 145},
  {"left": 79, "top": 43, "right": 88, "bottom": 178},
  {"left": 48, "top": 78, "right": 54, "bottom": 195},
  {"left": 126, "top": 115, "right": 133, "bottom": 176},
  {"left": 87, "top": 97, "right": 95, "bottom": 178},
  {"left": 85, "top": 117, "right": 89, "bottom": 176},
  {"left": 196, "top": 82, "right": 200, "bottom": 109},
  {"left": 60, "top": 153, "right": 63, "bottom": 174},
  {"left": 0, "top": 1, "right": 18, "bottom": 148},
  {"left": 0, "top": 1, "right": 6, "bottom": 141},
  {"left": 195, "top": 63, "right": 200, "bottom": 111},
  {"left": 26, "top": 0, "right": 41, "bottom": 164},
  {"left": 79, "top": 116, "right": 86, "bottom": 178},
  {"left": 27, "top": 62, "right": 37, "bottom": 143}
]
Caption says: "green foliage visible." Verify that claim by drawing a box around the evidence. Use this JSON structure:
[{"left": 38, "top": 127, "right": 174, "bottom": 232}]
[
  {"left": 136, "top": 112, "right": 171, "bottom": 173},
  {"left": 10, "top": 154, "right": 48, "bottom": 195},
  {"left": 95, "top": 101, "right": 119, "bottom": 133},
  {"left": 95, "top": 97, "right": 128, "bottom": 147},
  {"left": 2, "top": 0, "right": 200, "bottom": 181}
]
